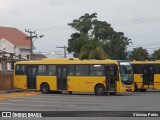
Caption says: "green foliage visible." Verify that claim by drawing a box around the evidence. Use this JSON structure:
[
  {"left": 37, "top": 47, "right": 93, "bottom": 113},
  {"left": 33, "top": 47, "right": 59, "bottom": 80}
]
[
  {"left": 68, "top": 13, "right": 97, "bottom": 34},
  {"left": 78, "top": 40, "right": 109, "bottom": 60},
  {"left": 67, "top": 13, "right": 132, "bottom": 60},
  {"left": 67, "top": 33, "right": 89, "bottom": 57},
  {"left": 152, "top": 49, "right": 160, "bottom": 60},
  {"left": 129, "top": 47, "right": 149, "bottom": 61}
]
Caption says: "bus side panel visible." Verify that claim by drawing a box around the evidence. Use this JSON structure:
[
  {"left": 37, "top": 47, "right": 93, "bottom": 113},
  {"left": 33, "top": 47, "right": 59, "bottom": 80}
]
[
  {"left": 116, "top": 81, "right": 120, "bottom": 92},
  {"left": 154, "top": 74, "right": 160, "bottom": 89},
  {"left": 134, "top": 74, "right": 143, "bottom": 89},
  {"left": 67, "top": 76, "right": 105, "bottom": 92},
  {"left": 116, "top": 81, "right": 126, "bottom": 93},
  {"left": 36, "top": 76, "right": 57, "bottom": 91},
  {"left": 14, "top": 75, "right": 27, "bottom": 89}
]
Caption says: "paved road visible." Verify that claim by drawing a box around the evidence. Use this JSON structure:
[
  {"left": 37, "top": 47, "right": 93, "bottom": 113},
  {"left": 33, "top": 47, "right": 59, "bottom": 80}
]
[{"left": 0, "top": 91, "right": 159, "bottom": 119}]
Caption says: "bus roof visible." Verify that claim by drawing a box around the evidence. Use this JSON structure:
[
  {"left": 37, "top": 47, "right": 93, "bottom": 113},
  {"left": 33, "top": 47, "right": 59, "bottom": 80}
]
[
  {"left": 15, "top": 58, "right": 120, "bottom": 65},
  {"left": 131, "top": 61, "right": 160, "bottom": 64}
]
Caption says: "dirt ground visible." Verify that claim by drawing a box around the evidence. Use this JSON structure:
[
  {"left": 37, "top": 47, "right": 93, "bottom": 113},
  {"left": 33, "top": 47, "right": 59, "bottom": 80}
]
[{"left": 0, "top": 91, "right": 41, "bottom": 101}]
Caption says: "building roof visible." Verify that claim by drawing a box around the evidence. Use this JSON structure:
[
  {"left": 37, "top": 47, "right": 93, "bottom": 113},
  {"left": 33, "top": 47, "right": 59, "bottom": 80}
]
[
  {"left": 0, "top": 26, "right": 31, "bottom": 47},
  {"left": 32, "top": 53, "right": 46, "bottom": 60}
]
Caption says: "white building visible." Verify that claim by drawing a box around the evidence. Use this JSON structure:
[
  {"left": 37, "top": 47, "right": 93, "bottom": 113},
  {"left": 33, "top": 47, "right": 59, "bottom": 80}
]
[{"left": 0, "top": 27, "right": 31, "bottom": 70}]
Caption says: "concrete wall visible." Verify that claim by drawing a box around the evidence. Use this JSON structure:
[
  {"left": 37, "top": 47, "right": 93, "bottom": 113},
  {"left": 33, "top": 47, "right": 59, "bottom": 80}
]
[
  {"left": 19, "top": 48, "right": 30, "bottom": 59},
  {"left": 0, "top": 71, "right": 13, "bottom": 90}
]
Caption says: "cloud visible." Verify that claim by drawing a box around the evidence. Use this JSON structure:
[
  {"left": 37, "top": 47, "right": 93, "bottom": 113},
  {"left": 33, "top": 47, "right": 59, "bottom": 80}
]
[{"left": 48, "top": 0, "right": 83, "bottom": 6}]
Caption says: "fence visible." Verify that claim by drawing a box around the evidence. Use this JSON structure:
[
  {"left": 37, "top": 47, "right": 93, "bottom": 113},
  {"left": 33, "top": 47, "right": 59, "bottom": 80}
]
[{"left": 0, "top": 71, "right": 13, "bottom": 90}]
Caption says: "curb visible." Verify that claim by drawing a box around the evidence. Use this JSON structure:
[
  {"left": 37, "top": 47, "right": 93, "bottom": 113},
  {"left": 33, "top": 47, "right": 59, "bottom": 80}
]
[{"left": 0, "top": 89, "right": 23, "bottom": 94}]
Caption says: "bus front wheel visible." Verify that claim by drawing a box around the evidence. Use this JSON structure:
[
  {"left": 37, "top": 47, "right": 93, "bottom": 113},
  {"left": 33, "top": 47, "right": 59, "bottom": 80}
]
[
  {"left": 94, "top": 84, "right": 105, "bottom": 95},
  {"left": 40, "top": 83, "right": 50, "bottom": 94}
]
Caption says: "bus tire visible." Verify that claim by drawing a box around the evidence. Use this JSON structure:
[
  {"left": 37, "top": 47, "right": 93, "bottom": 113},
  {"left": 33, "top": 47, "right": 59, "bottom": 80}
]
[
  {"left": 94, "top": 84, "right": 105, "bottom": 95},
  {"left": 109, "top": 92, "right": 116, "bottom": 95},
  {"left": 57, "top": 91, "right": 62, "bottom": 94},
  {"left": 52, "top": 91, "right": 62, "bottom": 94},
  {"left": 40, "top": 83, "right": 50, "bottom": 94},
  {"left": 68, "top": 91, "right": 72, "bottom": 95},
  {"left": 134, "top": 83, "right": 138, "bottom": 92},
  {"left": 139, "top": 89, "right": 146, "bottom": 92}
]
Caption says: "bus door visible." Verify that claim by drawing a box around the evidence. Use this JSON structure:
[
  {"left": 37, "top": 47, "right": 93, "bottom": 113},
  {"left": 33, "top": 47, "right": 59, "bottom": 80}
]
[
  {"left": 142, "top": 65, "right": 154, "bottom": 88},
  {"left": 26, "top": 66, "right": 37, "bottom": 89},
  {"left": 57, "top": 66, "right": 67, "bottom": 90},
  {"left": 106, "top": 66, "right": 116, "bottom": 92}
]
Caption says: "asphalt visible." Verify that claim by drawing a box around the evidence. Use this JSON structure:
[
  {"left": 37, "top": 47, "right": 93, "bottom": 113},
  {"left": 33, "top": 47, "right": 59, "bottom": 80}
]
[{"left": 0, "top": 89, "right": 37, "bottom": 94}]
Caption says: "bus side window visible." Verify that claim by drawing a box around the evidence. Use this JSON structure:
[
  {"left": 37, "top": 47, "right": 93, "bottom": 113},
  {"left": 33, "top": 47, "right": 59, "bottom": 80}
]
[
  {"left": 156, "top": 65, "right": 160, "bottom": 74},
  {"left": 16, "top": 65, "right": 26, "bottom": 75},
  {"left": 90, "top": 65, "right": 104, "bottom": 76},
  {"left": 38, "top": 65, "right": 46, "bottom": 76},
  {"left": 47, "top": 65, "right": 56, "bottom": 76},
  {"left": 68, "top": 65, "right": 75, "bottom": 76},
  {"left": 75, "top": 65, "right": 89, "bottom": 76}
]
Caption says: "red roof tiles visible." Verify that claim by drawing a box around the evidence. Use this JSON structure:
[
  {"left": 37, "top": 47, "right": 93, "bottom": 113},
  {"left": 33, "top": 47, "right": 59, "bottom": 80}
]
[{"left": 0, "top": 26, "right": 31, "bottom": 47}]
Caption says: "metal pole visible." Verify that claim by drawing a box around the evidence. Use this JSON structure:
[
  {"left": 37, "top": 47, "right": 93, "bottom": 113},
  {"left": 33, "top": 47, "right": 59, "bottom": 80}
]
[
  {"left": 57, "top": 46, "right": 67, "bottom": 58},
  {"left": 30, "top": 32, "right": 33, "bottom": 60}
]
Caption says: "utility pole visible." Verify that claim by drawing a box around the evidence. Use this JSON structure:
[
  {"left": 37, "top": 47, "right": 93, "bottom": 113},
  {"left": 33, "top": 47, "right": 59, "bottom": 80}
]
[
  {"left": 56, "top": 46, "right": 67, "bottom": 58},
  {"left": 25, "top": 29, "right": 37, "bottom": 60}
]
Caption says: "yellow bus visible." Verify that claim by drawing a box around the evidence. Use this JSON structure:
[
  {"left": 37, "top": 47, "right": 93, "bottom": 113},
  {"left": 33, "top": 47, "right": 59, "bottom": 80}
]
[
  {"left": 14, "top": 58, "right": 133, "bottom": 95},
  {"left": 131, "top": 61, "right": 160, "bottom": 92}
]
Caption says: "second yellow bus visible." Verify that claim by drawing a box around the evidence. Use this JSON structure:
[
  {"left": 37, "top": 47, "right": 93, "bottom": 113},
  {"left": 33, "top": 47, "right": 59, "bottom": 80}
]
[{"left": 131, "top": 61, "right": 160, "bottom": 92}]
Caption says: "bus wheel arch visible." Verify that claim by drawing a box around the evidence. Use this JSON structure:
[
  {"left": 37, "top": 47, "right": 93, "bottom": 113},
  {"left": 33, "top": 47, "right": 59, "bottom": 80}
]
[
  {"left": 94, "top": 84, "right": 105, "bottom": 95},
  {"left": 40, "top": 82, "right": 50, "bottom": 94}
]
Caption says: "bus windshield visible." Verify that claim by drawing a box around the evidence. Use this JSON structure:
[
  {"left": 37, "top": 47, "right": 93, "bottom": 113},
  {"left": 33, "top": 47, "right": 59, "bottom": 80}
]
[{"left": 119, "top": 62, "right": 134, "bottom": 85}]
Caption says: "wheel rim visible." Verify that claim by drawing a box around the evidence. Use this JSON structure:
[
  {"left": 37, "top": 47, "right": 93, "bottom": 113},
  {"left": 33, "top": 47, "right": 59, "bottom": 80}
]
[
  {"left": 42, "top": 84, "right": 48, "bottom": 93},
  {"left": 97, "top": 87, "right": 103, "bottom": 94}
]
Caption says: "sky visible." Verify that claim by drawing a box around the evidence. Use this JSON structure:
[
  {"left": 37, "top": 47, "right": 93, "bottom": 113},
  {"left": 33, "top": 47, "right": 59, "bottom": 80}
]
[{"left": 0, "top": 0, "right": 160, "bottom": 58}]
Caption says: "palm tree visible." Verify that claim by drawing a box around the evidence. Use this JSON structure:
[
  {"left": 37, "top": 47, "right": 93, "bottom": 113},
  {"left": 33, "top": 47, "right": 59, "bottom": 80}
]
[{"left": 78, "top": 40, "right": 110, "bottom": 60}]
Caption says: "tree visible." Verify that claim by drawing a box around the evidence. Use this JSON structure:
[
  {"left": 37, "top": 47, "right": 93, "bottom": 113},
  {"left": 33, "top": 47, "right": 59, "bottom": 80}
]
[
  {"left": 152, "top": 49, "right": 160, "bottom": 60},
  {"left": 78, "top": 40, "right": 109, "bottom": 60},
  {"left": 103, "top": 32, "right": 132, "bottom": 59},
  {"left": 129, "top": 47, "right": 149, "bottom": 61},
  {"left": 67, "top": 13, "right": 132, "bottom": 59},
  {"left": 67, "top": 33, "right": 89, "bottom": 57},
  {"left": 67, "top": 13, "right": 98, "bottom": 57}
]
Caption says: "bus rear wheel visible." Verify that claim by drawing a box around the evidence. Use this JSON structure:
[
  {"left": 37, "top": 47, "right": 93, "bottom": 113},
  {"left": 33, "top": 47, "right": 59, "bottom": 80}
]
[
  {"left": 109, "top": 92, "right": 116, "bottom": 95},
  {"left": 94, "top": 84, "right": 105, "bottom": 95},
  {"left": 40, "top": 83, "right": 50, "bottom": 94}
]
